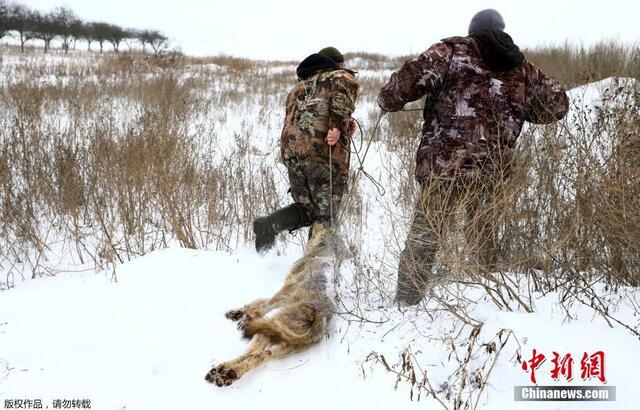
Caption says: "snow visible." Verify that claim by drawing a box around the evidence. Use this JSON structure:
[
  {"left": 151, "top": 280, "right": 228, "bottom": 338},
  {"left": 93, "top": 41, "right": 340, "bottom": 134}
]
[
  {"left": 0, "top": 48, "right": 638, "bottom": 409},
  {"left": 567, "top": 77, "right": 637, "bottom": 112},
  {"left": 1, "top": 245, "right": 639, "bottom": 409},
  {"left": 0, "top": 247, "right": 408, "bottom": 409}
]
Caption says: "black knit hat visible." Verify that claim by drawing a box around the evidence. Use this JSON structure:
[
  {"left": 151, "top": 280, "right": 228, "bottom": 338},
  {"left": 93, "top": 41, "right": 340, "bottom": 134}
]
[
  {"left": 318, "top": 46, "right": 344, "bottom": 63},
  {"left": 468, "top": 9, "right": 505, "bottom": 35},
  {"left": 296, "top": 54, "right": 339, "bottom": 80}
]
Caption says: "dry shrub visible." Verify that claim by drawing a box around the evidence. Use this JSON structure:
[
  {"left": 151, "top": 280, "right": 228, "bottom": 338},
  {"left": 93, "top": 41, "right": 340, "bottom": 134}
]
[
  {"left": 0, "top": 42, "right": 638, "bottom": 407},
  {"left": 384, "top": 80, "right": 640, "bottom": 309},
  {"left": 198, "top": 55, "right": 261, "bottom": 71},
  {"left": 0, "top": 50, "right": 286, "bottom": 282},
  {"left": 339, "top": 79, "right": 639, "bottom": 408},
  {"left": 524, "top": 40, "right": 640, "bottom": 88}
]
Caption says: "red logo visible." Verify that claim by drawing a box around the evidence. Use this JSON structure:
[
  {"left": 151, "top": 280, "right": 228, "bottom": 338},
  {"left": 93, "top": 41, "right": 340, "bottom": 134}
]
[
  {"left": 522, "top": 350, "right": 606, "bottom": 384},
  {"left": 551, "top": 352, "right": 574, "bottom": 381},
  {"left": 521, "top": 349, "right": 546, "bottom": 384},
  {"left": 580, "top": 351, "right": 606, "bottom": 383}
]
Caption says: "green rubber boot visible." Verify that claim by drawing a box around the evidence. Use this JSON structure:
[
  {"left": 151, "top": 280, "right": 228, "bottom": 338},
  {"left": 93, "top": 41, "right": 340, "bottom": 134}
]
[{"left": 253, "top": 204, "right": 310, "bottom": 254}]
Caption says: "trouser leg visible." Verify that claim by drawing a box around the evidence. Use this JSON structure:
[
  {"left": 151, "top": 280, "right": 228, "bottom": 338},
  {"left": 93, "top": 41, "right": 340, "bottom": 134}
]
[
  {"left": 396, "top": 180, "right": 457, "bottom": 305},
  {"left": 464, "top": 178, "right": 503, "bottom": 272},
  {"left": 396, "top": 208, "right": 439, "bottom": 305},
  {"left": 287, "top": 158, "right": 346, "bottom": 227}
]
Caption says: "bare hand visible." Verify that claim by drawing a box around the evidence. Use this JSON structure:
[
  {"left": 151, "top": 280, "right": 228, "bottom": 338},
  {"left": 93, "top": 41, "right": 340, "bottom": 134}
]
[
  {"left": 348, "top": 118, "right": 357, "bottom": 137},
  {"left": 325, "top": 128, "right": 340, "bottom": 146}
]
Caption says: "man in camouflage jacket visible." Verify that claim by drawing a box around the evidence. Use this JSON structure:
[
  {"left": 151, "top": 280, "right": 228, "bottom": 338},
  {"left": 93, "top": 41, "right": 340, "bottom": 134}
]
[
  {"left": 254, "top": 48, "right": 359, "bottom": 253},
  {"left": 377, "top": 9, "right": 569, "bottom": 305}
]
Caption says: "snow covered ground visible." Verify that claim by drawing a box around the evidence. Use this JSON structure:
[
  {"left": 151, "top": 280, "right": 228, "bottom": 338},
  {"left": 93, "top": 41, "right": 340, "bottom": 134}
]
[
  {"left": 0, "top": 49, "right": 639, "bottom": 409},
  {"left": 2, "top": 244, "right": 638, "bottom": 410}
]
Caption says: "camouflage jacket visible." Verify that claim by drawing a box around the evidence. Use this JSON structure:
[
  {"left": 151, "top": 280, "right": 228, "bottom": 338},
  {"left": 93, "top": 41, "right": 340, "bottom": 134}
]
[
  {"left": 280, "top": 69, "right": 359, "bottom": 176},
  {"left": 378, "top": 36, "right": 569, "bottom": 181}
]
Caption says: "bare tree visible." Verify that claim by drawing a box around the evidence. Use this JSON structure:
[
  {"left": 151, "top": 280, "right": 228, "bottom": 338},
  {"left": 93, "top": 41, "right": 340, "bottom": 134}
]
[
  {"left": 148, "top": 30, "right": 168, "bottom": 55},
  {"left": 30, "top": 10, "right": 58, "bottom": 53},
  {"left": 51, "top": 6, "right": 77, "bottom": 54},
  {"left": 78, "top": 22, "right": 94, "bottom": 51},
  {"left": 136, "top": 30, "right": 168, "bottom": 55},
  {"left": 123, "top": 28, "right": 139, "bottom": 52},
  {"left": 89, "top": 22, "right": 110, "bottom": 53},
  {"left": 0, "top": 0, "right": 9, "bottom": 40},
  {"left": 69, "top": 18, "right": 82, "bottom": 50},
  {"left": 136, "top": 29, "right": 152, "bottom": 54},
  {"left": 7, "top": 3, "right": 35, "bottom": 52},
  {"left": 2, "top": 3, "right": 172, "bottom": 55},
  {"left": 106, "top": 24, "right": 125, "bottom": 53}
]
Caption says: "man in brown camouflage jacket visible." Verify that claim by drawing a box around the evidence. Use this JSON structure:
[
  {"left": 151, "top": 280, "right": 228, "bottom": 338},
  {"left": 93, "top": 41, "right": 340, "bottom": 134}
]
[
  {"left": 254, "top": 47, "right": 359, "bottom": 253},
  {"left": 378, "top": 9, "right": 569, "bottom": 305}
]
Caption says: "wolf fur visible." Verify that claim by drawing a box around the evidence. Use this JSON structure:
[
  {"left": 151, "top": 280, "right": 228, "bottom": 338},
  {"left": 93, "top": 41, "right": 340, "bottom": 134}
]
[{"left": 205, "top": 222, "right": 343, "bottom": 387}]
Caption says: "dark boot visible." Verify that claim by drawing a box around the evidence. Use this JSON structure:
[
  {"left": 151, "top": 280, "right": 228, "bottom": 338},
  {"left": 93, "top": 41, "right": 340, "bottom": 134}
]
[
  {"left": 395, "top": 246, "right": 434, "bottom": 306},
  {"left": 253, "top": 204, "right": 310, "bottom": 253}
]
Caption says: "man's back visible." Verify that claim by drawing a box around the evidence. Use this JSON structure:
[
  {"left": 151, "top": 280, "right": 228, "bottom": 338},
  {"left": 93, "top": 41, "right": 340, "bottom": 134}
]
[
  {"left": 253, "top": 49, "right": 358, "bottom": 253},
  {"left": 281, "top": 67, "right": 358, "bottom": 176},
  {"left": 378, "top": 32, "right": 569, "bottom": 180}
]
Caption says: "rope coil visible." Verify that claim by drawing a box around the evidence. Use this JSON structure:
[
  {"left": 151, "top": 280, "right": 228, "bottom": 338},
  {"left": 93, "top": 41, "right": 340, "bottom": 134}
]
[
  {"left": 329, "top": 144, "right": 333, "bottom": 225},
  {"left": 329, "top": 110, "right": 387, "bottom": 225}
]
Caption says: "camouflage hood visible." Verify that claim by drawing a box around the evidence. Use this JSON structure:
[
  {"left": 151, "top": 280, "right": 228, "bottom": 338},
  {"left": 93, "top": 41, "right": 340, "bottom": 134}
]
[{"left": 468, "top": 29, "right": 524, "bottom": 71}]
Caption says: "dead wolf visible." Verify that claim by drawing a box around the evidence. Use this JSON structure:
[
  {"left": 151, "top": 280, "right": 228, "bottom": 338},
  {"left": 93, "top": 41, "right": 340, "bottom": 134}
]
[{"left": 205, "top": 222, "right": 342, "bottom": 387}]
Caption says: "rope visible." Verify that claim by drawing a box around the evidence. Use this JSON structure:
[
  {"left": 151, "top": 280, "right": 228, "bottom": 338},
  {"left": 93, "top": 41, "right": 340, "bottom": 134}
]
[
  {"left": 329, "top": 144, "right": 333, "bottom": 226},
  {"left": 351, "top": 116, "right": 386, "bottom": 197},
  {"left": 335, "top": 110, "right": 387, "bottom": 224},
  {"left": 328, "top": 107, "right": 414, "bottom": 225}
]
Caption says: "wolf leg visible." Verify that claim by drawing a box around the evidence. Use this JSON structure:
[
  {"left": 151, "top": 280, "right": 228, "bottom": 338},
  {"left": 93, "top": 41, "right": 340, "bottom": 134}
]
[
  {"left": 205, "top": 334, "right": 270, "bottom": 387},
  {"left": 226, "top": 284, "right": 296, "bottom": 332},
  {"left": 225, "top": 298, "right": 269, "bottom": 322},
  {"left": 227, "top": 341, "right": 303, "bottom": 382}
]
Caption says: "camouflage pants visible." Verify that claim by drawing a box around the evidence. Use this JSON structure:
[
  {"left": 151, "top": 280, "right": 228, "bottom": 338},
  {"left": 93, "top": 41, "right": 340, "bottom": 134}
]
[
  {"left": 396, "top": 177, "right": 504, "bottom": 305},
  {"left": 286, "top": 157, "right": 347, "bottom": 226}
]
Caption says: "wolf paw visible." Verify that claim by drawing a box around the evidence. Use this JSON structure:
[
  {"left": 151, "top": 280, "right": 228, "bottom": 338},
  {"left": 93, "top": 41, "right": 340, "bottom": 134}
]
[
  {"left": 236, "top": 316, "right": 248, "bottom": 332},
  {"left": 236, "top": 312, "right": 255, "bottom": 333},
  {"left": 205, "top": 364, "right": 238, "bottom": 387},
  {"left": 225, "top": 309, "right": 245, "bottom": 321}
]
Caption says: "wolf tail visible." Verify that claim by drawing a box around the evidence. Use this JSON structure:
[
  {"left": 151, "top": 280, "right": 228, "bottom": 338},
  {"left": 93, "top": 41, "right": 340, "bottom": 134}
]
[{"left": 243, "top": 308, "right": 326, "bottom": 345}]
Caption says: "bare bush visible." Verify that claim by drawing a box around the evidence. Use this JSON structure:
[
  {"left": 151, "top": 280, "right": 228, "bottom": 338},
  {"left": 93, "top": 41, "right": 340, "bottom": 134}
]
[
  {"left": 524, "top": 41, "right": 640, "bottom": 88},
  {"left": 0, "top": 44, "right": 638, "bottom": 407}
]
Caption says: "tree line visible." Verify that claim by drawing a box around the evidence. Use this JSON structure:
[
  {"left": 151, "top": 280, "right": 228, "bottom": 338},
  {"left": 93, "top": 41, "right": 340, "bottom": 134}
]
[{"left": 0, "top": 1, "right": 169, "bottom": 54}]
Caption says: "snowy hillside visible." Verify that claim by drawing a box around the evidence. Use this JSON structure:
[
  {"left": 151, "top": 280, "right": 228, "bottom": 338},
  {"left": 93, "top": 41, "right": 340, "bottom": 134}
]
[{"left": 1, "top": 48, "right": 639, "bottom": 409}]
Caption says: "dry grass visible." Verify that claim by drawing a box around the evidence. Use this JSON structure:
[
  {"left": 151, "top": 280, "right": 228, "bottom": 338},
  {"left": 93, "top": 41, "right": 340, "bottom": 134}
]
[
  {"left": 0, "top": 47, "right": 290, "bottom": 282},
  {"left": 524, "top": 41, "right": 640, "bottom": 88},
  {"left": 0, "top": 42, "right": 638, "bottom": 408},
  {"left": 349, "top": 80, "right": 637, "bottom": 408}
]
